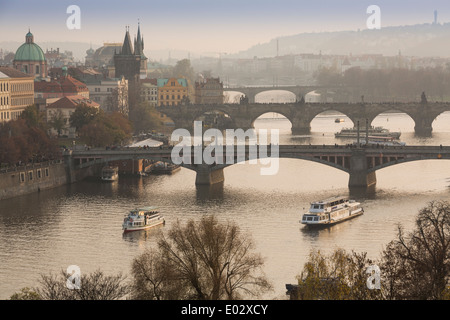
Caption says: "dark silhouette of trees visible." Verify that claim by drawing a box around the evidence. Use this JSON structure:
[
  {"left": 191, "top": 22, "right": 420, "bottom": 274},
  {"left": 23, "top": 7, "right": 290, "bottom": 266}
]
[
  {"left": 379, "top": 200, "right": 450, "bottom": 300},
  {"left": 31, "top": 269, "right": 129, "bottom": 300},
  {"left": 130, "top": 215, "right": 273, "bottom": 300}
]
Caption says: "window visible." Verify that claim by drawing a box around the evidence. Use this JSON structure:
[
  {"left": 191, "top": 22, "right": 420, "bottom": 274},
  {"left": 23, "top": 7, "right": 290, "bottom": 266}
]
[
  {"left": 20, "top": 172, "right": 25, "bottom": 183},
  {"left": 36, "top": 65, "right": 40, "bottom": 74},
  {"left": 45, "top": 168, "right": 49, "bottom": 177},
  {"left": 37, "top": 169, "right": 41, "bottom": 179},
  {"left": 28, "top": 171, "right": 33, "bottom": 181}
]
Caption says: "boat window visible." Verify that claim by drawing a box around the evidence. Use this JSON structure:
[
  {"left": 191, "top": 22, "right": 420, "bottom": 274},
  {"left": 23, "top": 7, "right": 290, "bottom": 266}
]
[
  {"left": 320, "top": 205, "right": 324, "bottom": 209},
  {"left": 314, "top": 217, "right": 319, "bottom": 221},
  {"left": 307, "top": 217, "right": 313, "bottom": 221},
  {"left": 313, "top": 205, "right": 320, "bottom": 209}
]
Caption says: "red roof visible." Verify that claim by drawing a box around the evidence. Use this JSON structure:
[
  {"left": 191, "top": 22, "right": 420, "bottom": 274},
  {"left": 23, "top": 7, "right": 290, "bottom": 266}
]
[
  {"left": 47, "top": 95, "right": 99, "bottom": 109},
  {"left": 35, "top": 75, "right": 88, "bottom": 94}
]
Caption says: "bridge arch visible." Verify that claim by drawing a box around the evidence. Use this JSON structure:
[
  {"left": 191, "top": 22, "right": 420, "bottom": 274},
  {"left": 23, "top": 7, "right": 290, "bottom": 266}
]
[
  {"left": 370, "top": 109, "right": 416, "bottom": 132},
  {"left": 254, "top": 90, "right": 297, "bottom": 103},
  {"left": 250, "top": 111, "right": 293, "bottom": 130},
  {"left": 309, "top": 110, "right": 354, "bottom": 132},
  {"left": 431, "top": 110, "right": 450, "bottom": 132}
]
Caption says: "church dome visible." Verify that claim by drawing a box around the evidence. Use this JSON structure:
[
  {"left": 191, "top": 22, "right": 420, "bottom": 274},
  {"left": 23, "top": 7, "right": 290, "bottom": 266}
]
[{"left": 14, "top": 30, "right": 46, "bottom": 62}]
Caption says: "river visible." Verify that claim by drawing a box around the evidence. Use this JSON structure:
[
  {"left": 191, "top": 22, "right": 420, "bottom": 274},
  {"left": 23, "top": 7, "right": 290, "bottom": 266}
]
[{"left": 1, "top": 97, "right": 450, "bottom": 299}]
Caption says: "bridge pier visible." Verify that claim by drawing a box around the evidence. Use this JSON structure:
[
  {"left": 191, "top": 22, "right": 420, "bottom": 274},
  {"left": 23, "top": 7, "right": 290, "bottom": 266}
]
[
  {"left": 291, "top": 126, "right": 311, "bottom": 135},
  {"left": 414, "top": 124, "right": 433, "bottom": 137},
  {"left": 348, "top": 149, "right": 377, "bottom": 188},
  {"left": 195, "top": 165, "right": 225, "bottom": 185}
]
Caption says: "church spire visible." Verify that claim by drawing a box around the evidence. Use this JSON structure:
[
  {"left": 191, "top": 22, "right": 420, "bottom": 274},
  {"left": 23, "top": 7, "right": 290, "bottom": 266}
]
[
  {"left": 134, "top": 21, "right": 145, "bottom": 58},
  {"left": 121, "top": 25, "right": 134, "bottom": 56}
]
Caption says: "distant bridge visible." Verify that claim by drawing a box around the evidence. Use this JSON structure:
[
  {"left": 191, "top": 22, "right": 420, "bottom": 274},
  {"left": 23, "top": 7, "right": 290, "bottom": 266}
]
[
  {"left": 63, "top": 144, "right": 450, "bottom": 188},
  {"left": 223, "top": 85, "right": 320, "bottom": 103},
  {"left": 157, "top": 101, "right": 450, "bottom": 136}
]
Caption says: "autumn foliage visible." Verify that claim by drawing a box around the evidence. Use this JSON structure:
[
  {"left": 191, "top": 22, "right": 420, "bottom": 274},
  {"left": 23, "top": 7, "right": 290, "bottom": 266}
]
[{"left": 0, "top": 118, "right": 60, "bottom": 166}]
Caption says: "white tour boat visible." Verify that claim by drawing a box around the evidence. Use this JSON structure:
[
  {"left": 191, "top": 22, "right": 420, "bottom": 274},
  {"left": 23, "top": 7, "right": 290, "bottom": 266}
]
[
  {"left": 301, "top": 196, "right": 363, "bottom": 227},
  {"left": 122, "top": 206, "right": 165, "bottom": 233},
  {"left": 101, "top": 166, "right": 119, "bottom": 182}
]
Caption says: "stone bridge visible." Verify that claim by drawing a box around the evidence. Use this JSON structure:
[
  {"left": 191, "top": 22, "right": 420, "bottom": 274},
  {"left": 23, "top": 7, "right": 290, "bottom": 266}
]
[
  {"left": 223, "top": 85, "right": 320, "bottom": 103},
  {"left": 63, "top": 144, "right": 450, "bottom": 188},
  {"left": 156, "top": 101, "right": 450, "bottom": 136}
]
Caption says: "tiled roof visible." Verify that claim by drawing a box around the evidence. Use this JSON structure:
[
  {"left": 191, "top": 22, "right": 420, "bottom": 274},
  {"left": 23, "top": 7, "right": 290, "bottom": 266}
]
[
  {"left": 35, "top": 75, "right": 89, "bottom": 93},
  {"left": 0, "top": 66, "right": 33, "bottom": 78},
  {"left": 47, "top": 95, "right": 99, "bottom": 109}
]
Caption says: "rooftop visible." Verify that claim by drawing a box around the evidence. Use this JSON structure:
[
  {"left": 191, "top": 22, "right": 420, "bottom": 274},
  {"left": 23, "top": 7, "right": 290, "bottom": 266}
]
[
  {"left": 0, "top": 66, "right": 33, "bottom": 78},
  {"left": 47, "top": 95, "right": 99, "bottom": 109}
]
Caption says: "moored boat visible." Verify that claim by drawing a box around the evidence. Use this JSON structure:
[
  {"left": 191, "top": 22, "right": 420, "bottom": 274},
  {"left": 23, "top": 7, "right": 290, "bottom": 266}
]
[
  {"left": 101, "top": 166, "right": 119, "bottom": 182},
  {"left": 301, "top": 196, "right": 363, "bottom": 227},
  {"left": 122, "top": 206, "right": 165, "bottom": 233}
]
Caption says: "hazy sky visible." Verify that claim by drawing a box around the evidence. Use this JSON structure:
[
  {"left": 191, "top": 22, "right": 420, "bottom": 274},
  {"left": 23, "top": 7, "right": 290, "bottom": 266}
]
[{"left": 1, "top": 0, "right": 449, "bottom": 57}]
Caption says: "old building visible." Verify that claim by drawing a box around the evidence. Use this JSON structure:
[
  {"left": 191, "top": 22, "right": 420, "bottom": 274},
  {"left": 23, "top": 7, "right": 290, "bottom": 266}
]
[
  {"left": 0, "top": 71, "right": 10, "bottom": 123},
  {"left": 85, "top": 76, "right": 128, "bottom": 114},
  {"left": 46, "top": 95, "right": 99, "bottom": 137},
  {"left": 13, "top": 30, "right": 48, "bottom": 79},
  {"left": 194, "top": 77, "right": 224, "bottom": 104},
  {"left": 139, "top": 78, "right": 158, "bottom": 107},
  {"left": 157, "top": 77, "right": 190, "bottom": 106},
  {"left": 0, "top": 66, "right": 34, "bottom": 120}
]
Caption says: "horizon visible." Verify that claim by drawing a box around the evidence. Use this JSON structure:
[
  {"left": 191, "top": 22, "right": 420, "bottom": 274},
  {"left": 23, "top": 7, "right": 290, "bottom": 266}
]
[{"left": 1, "top": 0, "right": 450, "bottom": 60}]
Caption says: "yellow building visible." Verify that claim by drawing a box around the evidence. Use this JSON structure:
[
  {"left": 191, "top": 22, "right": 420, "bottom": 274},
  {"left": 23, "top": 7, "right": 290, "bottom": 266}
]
[
  {"left": 0, "top": 71, "right": 11, "bottom": 123},
  {"left": 157, "top": 77, "right": 190, "bottom": 106},
  {"left": 0, "top": 66, "right": 34, "bottom": 120}
]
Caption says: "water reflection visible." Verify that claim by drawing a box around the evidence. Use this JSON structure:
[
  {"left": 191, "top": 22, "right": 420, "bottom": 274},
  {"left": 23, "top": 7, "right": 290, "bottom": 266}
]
[{"left": 196, "top": 182, "right": 224, "bottom": 201}]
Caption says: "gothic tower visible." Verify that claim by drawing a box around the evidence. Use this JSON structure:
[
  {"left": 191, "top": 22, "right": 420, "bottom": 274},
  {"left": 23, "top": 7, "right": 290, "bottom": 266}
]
[{"left": 114, "top": 25, "right": 142, "bottom": 111}]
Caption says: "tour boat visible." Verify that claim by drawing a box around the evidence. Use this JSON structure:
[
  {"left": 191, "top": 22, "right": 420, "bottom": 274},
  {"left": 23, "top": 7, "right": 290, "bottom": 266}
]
[
  {"left": 301, "top": 196, "right": 363, "bottom": 227},
  {"left": 335, "top": 126, "right": 401, "bottom": 139},
  {"left": 122, "top": 206, "right": 165, "bottom": 233},
  {"left": 101, "top": 166, "right": 119, "bottom": 182},
  {"left": 355, "top": 136, "right": 406, "bottom": 147}
]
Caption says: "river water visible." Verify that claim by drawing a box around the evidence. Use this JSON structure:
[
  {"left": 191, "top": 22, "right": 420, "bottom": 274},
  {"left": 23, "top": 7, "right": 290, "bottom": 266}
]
[{"left": 1, "top": 96, "right": 450, "bottom": 299}]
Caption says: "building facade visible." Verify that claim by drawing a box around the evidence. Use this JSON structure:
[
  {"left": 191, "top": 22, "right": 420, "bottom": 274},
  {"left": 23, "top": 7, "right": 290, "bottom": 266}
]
[
  {"left": 139, "top": 78, "right": 158, "bottom": 107},
  {"left": 194, "top": 77, "right": 224, "bottom": 104},
  {"left": 157, "top": 78, "right": 189, "bottom": 106},
  {"left": 0, "top": 66, "right": 34, "bottom": 120},
  {"left": 13, "top": 30, "right": 48, "bottom": 79},
  {"left": 86, "top": 76, "right": 128, "bottom": 114},
  {"left": 0, "top": 71, "right": 10, "bottom": 123}
]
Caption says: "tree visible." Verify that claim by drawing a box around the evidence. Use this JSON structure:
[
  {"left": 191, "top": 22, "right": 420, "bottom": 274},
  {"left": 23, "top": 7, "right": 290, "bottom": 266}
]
[
  {"left": 130, "top": 216, "right": 272, "bottom": 300},
  {"left": 69, "top": 104, "right": 101, "bottom": 132},
  {"left": 78, "top": 112, "right": 132, "bottom": 147},
  {"left": 48, "top": 109, "right": 65, "bottom": 137},
  {"left": 172, "top": 59, "right": 196, "bottom": 84},
  {"left": 295, "top": 248, "right": 381, "bottom": 300},
  {"left": 379, "top": 200, "right": 450, "bottom": 300},
  {"left": 20, "top": 104, "right": 46, "bottom": 130},
  {"left": 128, "top": 101, "right": 163, "bottom": 134},
  {"left": 35, "top": 269, "right": 129, "bottom": 300},
  {"left": 9, "top": 287, "right": 41, "bottom": 300}
]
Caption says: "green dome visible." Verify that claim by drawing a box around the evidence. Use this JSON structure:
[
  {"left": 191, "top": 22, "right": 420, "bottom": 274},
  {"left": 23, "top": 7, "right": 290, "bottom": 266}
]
[{"left": 14, "top": 42, "right": 46, "bottom": 62}]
